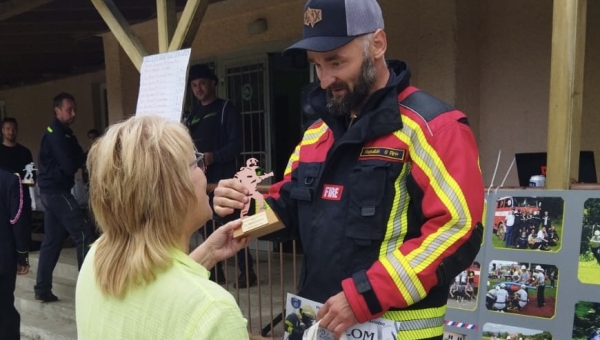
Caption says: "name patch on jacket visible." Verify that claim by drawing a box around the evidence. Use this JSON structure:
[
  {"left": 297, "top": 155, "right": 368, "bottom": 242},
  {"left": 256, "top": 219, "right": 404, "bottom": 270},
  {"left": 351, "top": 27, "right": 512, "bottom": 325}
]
[
  {"left": 322, "top": 184, "right": 343, "bottom": 201},
  {"left": 359, "top": 147, "right": 406, "bottom": 162}
]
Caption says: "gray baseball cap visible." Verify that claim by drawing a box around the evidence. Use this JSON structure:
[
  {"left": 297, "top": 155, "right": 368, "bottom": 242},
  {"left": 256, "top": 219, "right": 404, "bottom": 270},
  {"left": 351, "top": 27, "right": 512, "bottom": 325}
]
[{"left": 285, "top": 0, "right": 385, "bottom": 53}]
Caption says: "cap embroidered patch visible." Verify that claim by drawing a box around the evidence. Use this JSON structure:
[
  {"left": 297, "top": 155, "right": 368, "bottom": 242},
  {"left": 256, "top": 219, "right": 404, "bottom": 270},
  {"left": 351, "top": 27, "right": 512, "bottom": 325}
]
[
  {"left": 304, "top": 7, "right": 322, "bottom": 27},
  {"left": 359, "top": 147, "right": 406, "bottom": 162}
]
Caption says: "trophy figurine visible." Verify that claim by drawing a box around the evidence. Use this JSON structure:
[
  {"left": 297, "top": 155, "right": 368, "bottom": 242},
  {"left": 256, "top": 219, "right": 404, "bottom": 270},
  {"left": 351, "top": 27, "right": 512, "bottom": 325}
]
[
  {"left": 232, "top": 158, "right": 282, "bottom": 239},
  {"left": 22, "top": 162, "right": 37, "bottom": 185}
]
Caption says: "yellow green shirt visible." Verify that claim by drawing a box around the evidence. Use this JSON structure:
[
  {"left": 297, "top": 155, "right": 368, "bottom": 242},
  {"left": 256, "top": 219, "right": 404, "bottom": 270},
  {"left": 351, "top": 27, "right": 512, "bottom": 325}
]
[{"left": 76, "top": 246, "right": 249, "bottom": 340}]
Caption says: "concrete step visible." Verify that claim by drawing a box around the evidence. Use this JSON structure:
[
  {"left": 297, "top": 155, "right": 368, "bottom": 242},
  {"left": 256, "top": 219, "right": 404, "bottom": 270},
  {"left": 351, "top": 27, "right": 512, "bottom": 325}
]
[
  {"left": 14, "top": 285, "right": 76, "bottom": 323},
  {"left": 16, "top": 269, "right": 77, "bottom": 300},
  {"left": 20, "top": 312, "right": 77, "bottom": 340},
  {"left": 28, "top": 248, "right": 80, "bottom": 280}
]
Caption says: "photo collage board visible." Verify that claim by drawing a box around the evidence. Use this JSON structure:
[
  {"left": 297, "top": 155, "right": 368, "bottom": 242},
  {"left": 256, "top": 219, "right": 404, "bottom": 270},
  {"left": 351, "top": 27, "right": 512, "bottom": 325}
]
[{"left": 443, "top": 190, "right": 600, "bottom": 340}]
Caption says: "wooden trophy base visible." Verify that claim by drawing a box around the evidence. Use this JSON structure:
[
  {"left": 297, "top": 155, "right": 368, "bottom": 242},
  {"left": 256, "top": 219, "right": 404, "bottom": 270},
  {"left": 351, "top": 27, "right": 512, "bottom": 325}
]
[
  {"left": 233, "top": 209, "right": 284, "bottom": 239},
  {"left": 22, "top": 179, "right": 35, "bottom": 185}
]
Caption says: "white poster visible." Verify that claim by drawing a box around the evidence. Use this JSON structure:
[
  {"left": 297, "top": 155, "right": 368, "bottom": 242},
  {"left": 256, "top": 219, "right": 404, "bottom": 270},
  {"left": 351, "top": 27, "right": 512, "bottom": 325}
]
[
  {"left": 135, "top": 48, "right": 191, "bottom": 122},
  {"left": 284, "top": 293, "right": 401, "bottom": 340}
]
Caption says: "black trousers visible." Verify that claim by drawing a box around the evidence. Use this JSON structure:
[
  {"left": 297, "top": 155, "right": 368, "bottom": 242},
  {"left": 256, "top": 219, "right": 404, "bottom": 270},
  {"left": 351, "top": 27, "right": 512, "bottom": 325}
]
[
  {"left": 35, "top": 193, "right": 93, "bottom": 295},
  {"left": 0, "top": 267, "right": 19, "bottom": 340},
  {"left": 537, "top": 285, "right": 545, "bottom": 307}
]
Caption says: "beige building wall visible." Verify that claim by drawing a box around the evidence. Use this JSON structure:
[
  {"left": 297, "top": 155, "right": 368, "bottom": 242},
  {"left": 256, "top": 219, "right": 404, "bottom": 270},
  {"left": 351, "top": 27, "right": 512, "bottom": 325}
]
[
  {"left": 479, "top": 0, "right": 600, "bottom": 186},
  {"left": 0, "top": 71, "right": 106, "bottom": 160},
  {"left": 2, "top": 0, "right": 599, "bottom": 187}
]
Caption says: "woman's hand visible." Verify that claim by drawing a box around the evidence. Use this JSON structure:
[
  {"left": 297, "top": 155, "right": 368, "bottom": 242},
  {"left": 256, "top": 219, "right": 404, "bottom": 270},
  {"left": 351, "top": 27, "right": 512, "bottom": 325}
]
[{"left": 189, "top": 220, "right": 250, "bottom": 270}]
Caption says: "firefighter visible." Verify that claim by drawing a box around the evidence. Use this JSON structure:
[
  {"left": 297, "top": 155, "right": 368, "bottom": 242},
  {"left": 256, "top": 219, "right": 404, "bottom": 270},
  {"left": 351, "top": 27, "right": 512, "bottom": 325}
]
[{"left": 213, "top": 0, "right": 484, "bottom": 338}]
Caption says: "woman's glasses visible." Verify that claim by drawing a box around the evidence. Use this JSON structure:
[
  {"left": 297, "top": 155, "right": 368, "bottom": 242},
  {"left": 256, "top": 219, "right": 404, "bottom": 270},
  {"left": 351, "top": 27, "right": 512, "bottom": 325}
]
[{"left": 190, "top": 152, "right": 206, "bottom": 172}]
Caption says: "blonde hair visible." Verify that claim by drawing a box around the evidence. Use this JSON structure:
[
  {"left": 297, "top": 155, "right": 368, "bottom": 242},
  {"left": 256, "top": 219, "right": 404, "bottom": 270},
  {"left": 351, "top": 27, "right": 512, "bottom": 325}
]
[{"left": 87, "top": 115, "right": 196, "bottom": 297}]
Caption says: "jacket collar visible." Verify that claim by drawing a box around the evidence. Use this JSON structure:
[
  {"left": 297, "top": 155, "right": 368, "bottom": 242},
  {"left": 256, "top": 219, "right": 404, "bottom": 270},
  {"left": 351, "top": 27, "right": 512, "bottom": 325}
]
[{"left": 307, "top": 60, "right": 411, "bottom": 142}]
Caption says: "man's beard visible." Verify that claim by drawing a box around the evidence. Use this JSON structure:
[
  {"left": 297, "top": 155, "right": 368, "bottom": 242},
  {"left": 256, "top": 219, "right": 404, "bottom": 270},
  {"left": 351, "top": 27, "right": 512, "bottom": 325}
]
[{"left": 326, "top": 56, "right": 376, "bottom": 117}]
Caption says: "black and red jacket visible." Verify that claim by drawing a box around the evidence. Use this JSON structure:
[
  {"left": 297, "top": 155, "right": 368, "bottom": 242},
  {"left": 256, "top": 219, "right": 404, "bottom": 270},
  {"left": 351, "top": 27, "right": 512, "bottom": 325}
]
[{"left": 263, "top": 61, "right": 484, "bottom": 339}]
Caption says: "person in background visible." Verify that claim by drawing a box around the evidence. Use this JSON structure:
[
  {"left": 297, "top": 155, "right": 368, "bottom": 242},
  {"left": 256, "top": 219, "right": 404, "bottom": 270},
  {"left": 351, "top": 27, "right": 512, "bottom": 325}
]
[
  {"left": 35, "top": 92, "right": 94, "bottom": 302},
  {"left": 0, "top": 117, "right": 34, "bottom": 237},
  {"left": 0, "top": 168, "right": 30, "bottom": 340},
  {"left": 82, "top": 129, "right": 101, "bottom": 186},
  {"left": 76, "top": 115, "right": 250, "bottom": 339},
  {"left": 213, "top": 0, "right": 485, "bottom": 338},
  {"left": 186, "top": 64, "right": 256, "bottom": 288}
]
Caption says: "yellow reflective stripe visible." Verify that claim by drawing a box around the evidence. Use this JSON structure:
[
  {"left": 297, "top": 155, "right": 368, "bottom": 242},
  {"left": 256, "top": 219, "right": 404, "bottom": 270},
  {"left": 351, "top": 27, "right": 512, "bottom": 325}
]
[
  {"left": 393, "top": 115, "right": 472, "bottom": 273},
  {"left": 301, "top": 121, "right": 328, "bottom": 145},
  {"left": 380, "top": 162, "right": 411, "bottom": 258},
  {"left": 386, "top": 250, "right": 427, "bottom": 306},
  {"left": 47, "top": 126, "right": 53, "bottom": 133},
  {"left": 283, "top": 121, "right": 328, "bottom": 177},
  {"left": 383, "top": 305, "right": 446, "bottom": 321},
  {"left": 381, "top": 306, "right": 446, "bottom": 339},
  {"left": 380, "top": 257, "right": 415, "bottom": 305},
  {"left": 284, "top": 144, "right": 301, "bottom": 176}
]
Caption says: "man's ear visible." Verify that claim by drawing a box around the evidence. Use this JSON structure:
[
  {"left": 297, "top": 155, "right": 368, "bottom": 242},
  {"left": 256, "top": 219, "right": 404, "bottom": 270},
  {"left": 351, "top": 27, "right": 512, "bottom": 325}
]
[{"left": 371, "top": 29, "right": 387, "bottom": 60}]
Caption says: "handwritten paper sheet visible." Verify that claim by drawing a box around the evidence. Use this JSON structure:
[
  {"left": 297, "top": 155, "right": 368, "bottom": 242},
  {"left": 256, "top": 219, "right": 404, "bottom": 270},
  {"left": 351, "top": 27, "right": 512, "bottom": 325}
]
[{"left": 136, "top": 48, "right": 191, "bottom": 122}]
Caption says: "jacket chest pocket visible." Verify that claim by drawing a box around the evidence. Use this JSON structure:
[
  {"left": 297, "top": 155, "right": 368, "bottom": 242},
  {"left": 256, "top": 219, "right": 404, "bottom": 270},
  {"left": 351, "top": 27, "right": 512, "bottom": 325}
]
[
  {"left": 289, "top": 162, "right": 321, "bottom": 204},
  {"left": 345, "top": 163, "right": 390, "bottom": 246}
]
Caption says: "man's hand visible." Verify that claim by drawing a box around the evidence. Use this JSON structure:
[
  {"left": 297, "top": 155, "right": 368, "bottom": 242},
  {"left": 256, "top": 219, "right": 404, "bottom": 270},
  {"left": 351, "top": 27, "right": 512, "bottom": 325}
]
[
  {"left": 17, "top": 264, "right": 30, "bottom": 275},
  {"left": 317, "top": 291, "right": 358, "bottom": 339},
  {"left": 189, "top": 220, "right": 250, "bottom": 269},
  {"left": 213, "top": 179, "right": 250, "bottom": 217},
  {"left": 205, "top": 152, "right": 214, "bottom": 166}
]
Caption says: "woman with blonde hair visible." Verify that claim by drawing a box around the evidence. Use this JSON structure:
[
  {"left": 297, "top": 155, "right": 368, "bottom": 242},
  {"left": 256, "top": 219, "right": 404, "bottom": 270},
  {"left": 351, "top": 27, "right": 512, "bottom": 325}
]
[{"left": 75, "top": 115, "right": 250, "bottom": 339}]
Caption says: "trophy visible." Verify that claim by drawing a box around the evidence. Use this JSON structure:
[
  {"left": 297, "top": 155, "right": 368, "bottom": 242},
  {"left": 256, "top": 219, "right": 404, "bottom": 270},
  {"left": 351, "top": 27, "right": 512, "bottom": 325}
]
[
  {"left": 232, "top": 158, "right": 284, "bottom": 239},
  {"left": 22, "top": 162, "right": 37, "bottom": 185}
]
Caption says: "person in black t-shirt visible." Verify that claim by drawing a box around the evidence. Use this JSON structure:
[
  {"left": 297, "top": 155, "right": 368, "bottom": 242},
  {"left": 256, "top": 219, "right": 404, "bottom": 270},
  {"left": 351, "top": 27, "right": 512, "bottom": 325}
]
[
  {"left": 0, "top": 118, "right": 34, "bottom": 247},
  {"left": 0, "top": 118, "right": 34, "bottom": 182},
  {"left": 186, "top": 64, "right": 256, "bottom": 288}
]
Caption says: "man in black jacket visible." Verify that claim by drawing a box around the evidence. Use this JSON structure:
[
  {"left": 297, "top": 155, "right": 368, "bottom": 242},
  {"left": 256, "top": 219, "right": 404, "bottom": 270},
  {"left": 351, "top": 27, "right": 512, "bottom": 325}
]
[
  {"left": 186, "top": 64, "right": 256, "bottom": 288},
  {"left": 0, "top": 168, "right": 30, "bottom": 340},
  {"left": 34, "top": 92, "right": 93, "bottom": 302}
]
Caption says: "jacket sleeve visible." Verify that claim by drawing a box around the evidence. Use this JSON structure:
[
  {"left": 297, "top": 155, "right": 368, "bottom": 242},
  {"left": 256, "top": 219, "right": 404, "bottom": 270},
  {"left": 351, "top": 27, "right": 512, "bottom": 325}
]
[
  {"left": 47, "top": 128, "right": 85, "bottom": 176},
  {"left": 342, "top": 117, "right": 485, "bottom": 322},
  {"left": 212, "top": 101, "right": 243, "bottom": 164},
  {"left": 9, "top": 174, "right": 29, "bottom": 267}
]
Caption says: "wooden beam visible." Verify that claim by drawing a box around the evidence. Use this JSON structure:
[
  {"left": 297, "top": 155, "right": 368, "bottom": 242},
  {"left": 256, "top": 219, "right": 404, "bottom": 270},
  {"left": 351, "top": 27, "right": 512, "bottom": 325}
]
[
  {"left": 0, "top": 0, "right": 52, "bottom": 21},
  {"left": 90, "top": 0, "right": 147, "bottom": 71},
  {"left": 157, "top": 0, "right": 177, "bottom": 53},
  {"left": 546, "top": 0, "right": 587, "bottom": 189},
  {"left": 168, "top": 0, "right": 209, "bottom": 51}
]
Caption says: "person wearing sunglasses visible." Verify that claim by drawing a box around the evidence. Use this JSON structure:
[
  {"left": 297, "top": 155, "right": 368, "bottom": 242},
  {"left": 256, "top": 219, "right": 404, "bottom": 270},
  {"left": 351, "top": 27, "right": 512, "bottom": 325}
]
[{"left": 75, "top": 115, "right": 250, "bottom": 339}]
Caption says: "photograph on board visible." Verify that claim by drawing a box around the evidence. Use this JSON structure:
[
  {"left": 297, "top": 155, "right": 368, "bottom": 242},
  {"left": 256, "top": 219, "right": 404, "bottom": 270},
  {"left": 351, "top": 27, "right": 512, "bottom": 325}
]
[
  {"left": 492, "top": 196, "right": 564, "bottom": 252},
  {"left": 578, "top": 198, "right": 600, "bottom": 285},
  {"left": 485, "top": 261, "right": 558, "bottom": 319},
  {"left": 447, "top": 261, "right": 481, "bottom": 311},
  {"left": 482, "top": 323, "right": 552, "bottom": 340},
  {"left": 573, "top": 301, "right": 600, "bottom": 340},
  {"left": 443, "top": 330, "right": 468, "bottom": 340}
]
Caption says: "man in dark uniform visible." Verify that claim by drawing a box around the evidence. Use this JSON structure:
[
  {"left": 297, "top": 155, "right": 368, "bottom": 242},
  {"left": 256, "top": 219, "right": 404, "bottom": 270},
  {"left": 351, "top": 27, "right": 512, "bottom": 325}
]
[
  {"left": 0, "top": 168, "right": 30, "bottom": 340},
  {"left": 186, "top": 64, "right": 256, "bottom": 288},
  {"left": 34, "top": 92, "right": 93, "bottom": 302}
]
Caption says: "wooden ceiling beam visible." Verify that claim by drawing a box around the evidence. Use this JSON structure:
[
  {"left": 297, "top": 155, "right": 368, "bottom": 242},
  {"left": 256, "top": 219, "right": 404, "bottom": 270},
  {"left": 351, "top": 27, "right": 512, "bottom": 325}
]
[
  {"left": 157, "top": 0, "right": 177, "bottom": 53},
  {"left": 168, "top": 0, "right": 209, "bottom": 51},
  {"left": 0, "top": 0, "right": 53, "bottom": 21},
  {"left": 90, "top": 0, "right": 147, "bottom": 71}
]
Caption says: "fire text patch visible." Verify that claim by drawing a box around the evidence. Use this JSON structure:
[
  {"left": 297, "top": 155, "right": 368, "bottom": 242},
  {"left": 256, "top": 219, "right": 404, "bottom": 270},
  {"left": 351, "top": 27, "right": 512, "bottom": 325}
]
[{"left": 322, "top": 185, "right": 344, "bottom": 201}]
